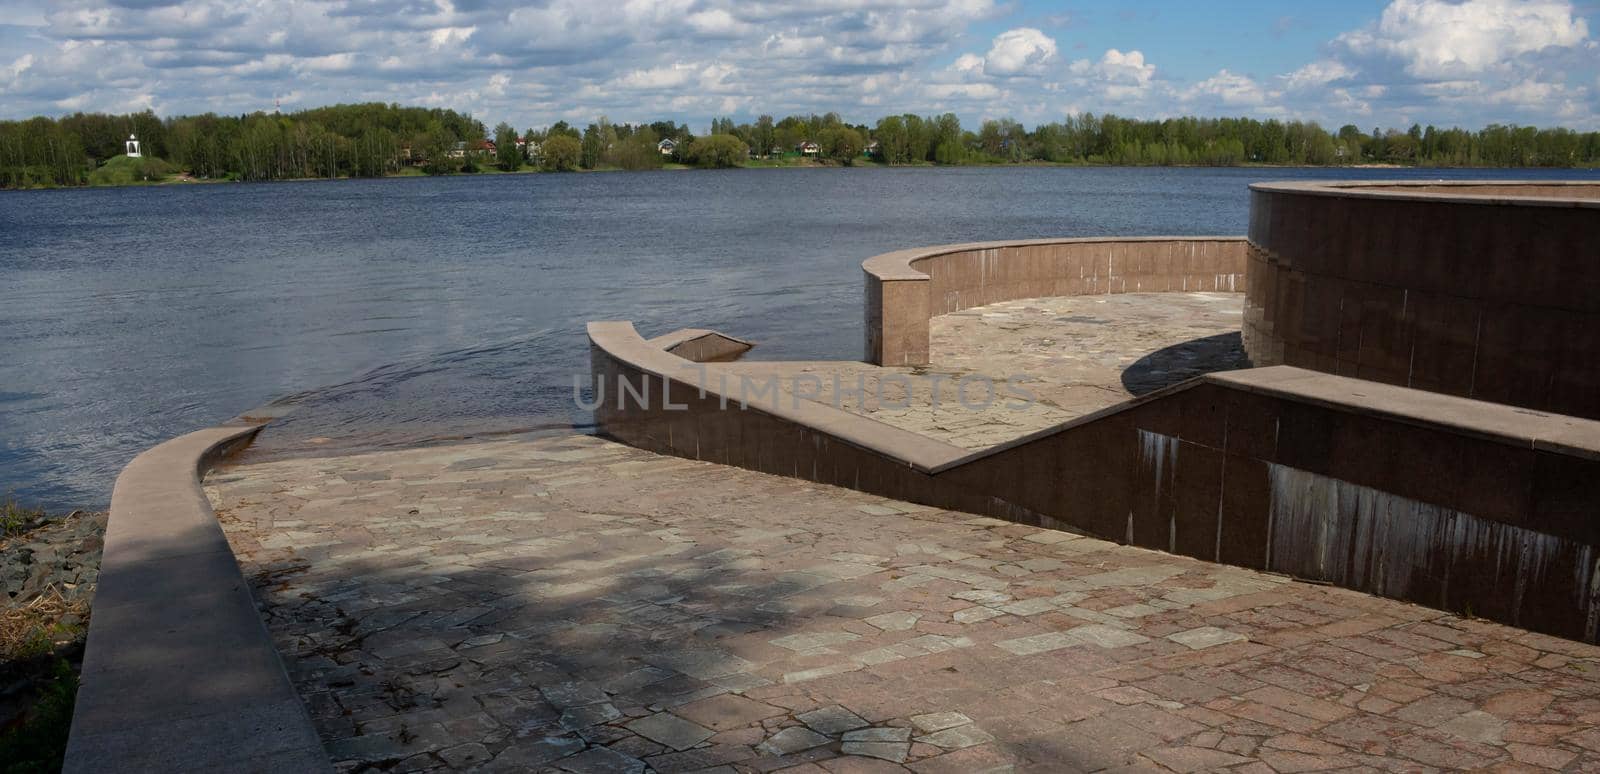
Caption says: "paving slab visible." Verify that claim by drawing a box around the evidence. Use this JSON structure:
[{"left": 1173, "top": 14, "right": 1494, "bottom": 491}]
[
  {"left": 759, "top": 726, "right": 832, "bottom": 756},
  {"left": 798, "top": 705, "right": 870, "bottom": 735},
  {"left": 717, "top": 292, "right": 1247, "bottom": 449},
  {"left": 210, "top": 433, "right": 1600, "bottom": 771},
  {"left": 626, "top": 712, "right": 714, "bottom": 750}
]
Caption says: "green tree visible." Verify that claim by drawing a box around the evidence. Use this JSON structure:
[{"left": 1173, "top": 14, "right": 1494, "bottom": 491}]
[
  {"left": 685, "top": 134, "right": 747, "bottom": 168},
  {"left": 494, "top": 122, "right": 521, "bottom": 170},
  {"left": 580, "top": 117, "right": 616, "bottom": 169},
  {"left": 818, "top": 126, "right": 865, "bottom": 165},
  {"left": 934, "top": 138, "right": 966, "bottom": 165},
  {"left": 547, "top": 120, "right": 580, "bottom": 139},
  {"left": 931, "top": 113, "right": 964, "bottom": 164},
  {"left": 753, "top": 115, "right": 775, "bottom": 156},
  {"left": 874, "top": 116, "right": 909, "bottom": 163},
  {"left": 540, "top": 134, "right": 582, "bottom": 171},
  {"left": 609, "top": 128, "right": 664, "bottom": 171},
  {"left": 9, "top": 103, "right": 1600, "bottom": 189}
]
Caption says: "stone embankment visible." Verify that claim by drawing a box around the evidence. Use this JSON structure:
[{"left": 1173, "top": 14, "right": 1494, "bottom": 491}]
[
  {"left": 1, "top": 509, "right": 106, "bottom": 739},
  {"left": 3, "top": 511, "right": 106, "bottom": 607}
]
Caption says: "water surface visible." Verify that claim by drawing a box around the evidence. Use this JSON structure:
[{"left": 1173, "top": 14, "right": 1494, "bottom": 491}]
[{"left": 2, "top": 166, "right": 1591, "bottom": 508}]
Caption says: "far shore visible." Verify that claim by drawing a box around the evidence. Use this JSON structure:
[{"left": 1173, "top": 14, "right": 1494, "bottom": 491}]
[{"left": 4, "top": 157, "right": 1594, "bottom": 192}]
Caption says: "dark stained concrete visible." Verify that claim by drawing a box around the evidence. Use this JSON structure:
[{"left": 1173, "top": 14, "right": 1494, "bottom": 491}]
[{"left": 1245, "top": 180, "right": 1600, "bottom": 420}]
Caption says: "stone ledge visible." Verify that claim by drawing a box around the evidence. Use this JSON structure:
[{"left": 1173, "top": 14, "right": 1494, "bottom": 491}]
[
  {"left": 589, "top": 320, "right": 970, "bottom": 473},
  {"left": 860, "top": 235, "right": 1248, "bottom": 283},
  {"left": 1211, "top": 366, "right": 1600, "bottom": 461},
  {"left": 1248, "top": 179, "right": 1600, "bottom": 208},
  {"left": 64, "top": 423, "right": 332, "bottom": 774}
]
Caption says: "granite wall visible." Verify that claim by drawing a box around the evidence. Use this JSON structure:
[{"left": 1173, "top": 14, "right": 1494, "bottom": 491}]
[
  {"left": 865, "top": 237, "right": 1248, "bottom": 366},
  {"left": 938, "top": 369, "right": 1600, "bottom": 643},
  {"left": 1245, "top": 181, "right": 1600, "bottom": 420}
]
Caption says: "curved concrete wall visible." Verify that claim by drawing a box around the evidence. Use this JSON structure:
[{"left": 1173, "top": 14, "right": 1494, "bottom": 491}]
[
  {"left": 589, "top": 322, "right": 1600, "bottom": 642},
  {"left": 863, "top": 236, "right": 1248, "bottom": 366},
  {"left": 65, "top": 424, "right": 331, "bottom": 773},
  {"left": 1245, "top": 180, "right": 1600, "bottom": 419},
  {"left": 589, "top": 321, "right": 984, "bottom": 507}
]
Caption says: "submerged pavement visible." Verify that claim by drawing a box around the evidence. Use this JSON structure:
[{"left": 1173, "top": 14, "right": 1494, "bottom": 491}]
[
  {"left": 210, "top": 433, "right": 1600, "bottom": 772},
  {"left": 721, "top": 292, "right": 1247, "bottom": 450}
]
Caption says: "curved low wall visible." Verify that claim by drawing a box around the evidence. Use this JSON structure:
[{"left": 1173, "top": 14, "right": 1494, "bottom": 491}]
[
  {"left": 589, "top": 321, "right": 986, "bottom": 507},
  {"left": 590, "top": 322, "right": 1600, "bottom": 641},
  {"left": 863, "top": 236, "right": 1248, "bottom": 366},
  {"left": 65, "top": 424, "right": 331, "bottom": 773},
  {"left": 1246, "top": 180, "right": 1600, "bottom": 419}
]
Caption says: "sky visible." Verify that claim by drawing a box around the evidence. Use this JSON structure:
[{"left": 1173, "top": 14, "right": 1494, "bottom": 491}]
[{"left": 1, "top": 0, "right": 1598, "bottom": 133}]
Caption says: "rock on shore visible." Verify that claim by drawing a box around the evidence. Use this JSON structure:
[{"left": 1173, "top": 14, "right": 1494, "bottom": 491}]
[{"left": 2, "top": 511, "right": 106, "bottom": 606}]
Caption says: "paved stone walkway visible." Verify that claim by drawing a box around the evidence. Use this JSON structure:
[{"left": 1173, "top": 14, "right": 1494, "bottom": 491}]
[
  {"left": 929, "top": 292, "right": 1247, "bottom": 400},
  {"left": 722, "top": 293, "right": 1247, "bottom": 450},
  {"left": 211, "top": 434, "right": 1600, "bottom": 773}
]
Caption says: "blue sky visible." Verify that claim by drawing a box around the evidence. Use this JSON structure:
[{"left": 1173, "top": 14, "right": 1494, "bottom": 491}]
[{"left": 2, "top": 0, "right": 1597, "bottom": 132}]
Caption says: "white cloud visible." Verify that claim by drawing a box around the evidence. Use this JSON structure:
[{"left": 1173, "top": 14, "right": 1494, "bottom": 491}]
[
  {"left": 1337, "top": 0, "right": 1588, "bottom": 78},
  {"left": 1262, "top": 0, "right": 1597, "bottom": 128},
  {"left": 981, "top": 28, "right": 1056, "bottom": 76},
  {"left": 0, "top": 0, "right": 1595, "bottom": 132},
  {"left": 685, "top": 9, "right": 747, "bottom": 37},
  {"left": 3, "top": 54, "right": 34, "bottom": 83},
  {"left": 1191, "top": 69, "right": 1268, "bottom": 107},
  {"left": 1095, "top": 49, "right": 1155, "bottom": 87},
  {"left": 1485, "top": 78, "right": 1561, "bottom": 104},
  {"left": 1280, "top": 59, "right": 1353, "bottom": 91},
  {"left": 925, "top": 82, "right": 1003, "bottom": 100},
  {"left": 1054, "top": 49, "right": 1160, "bottom": 107},
  {"left": 428, "top": 27, "right": 474, "bottom": 52},
  {"left": 617, "top": 63, "right": 699, "bottom": 90}
]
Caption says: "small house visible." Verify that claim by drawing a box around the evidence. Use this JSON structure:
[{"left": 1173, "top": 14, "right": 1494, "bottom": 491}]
[
  {"left": 797, "top": 141, "right": 820, "bottom": 156},
  {"left": 658, "top": 138, "right": 678, "bottom": 156}
]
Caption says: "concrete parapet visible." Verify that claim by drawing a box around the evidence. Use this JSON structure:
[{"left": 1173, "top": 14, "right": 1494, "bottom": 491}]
[
  {"left": 862, "top": 236, "right": 1248, "bottom": 366},
  {"left": 589, "top": 321, "right": 978, "bottom": 508},
  {"left": 943, "top": 366, "right": 1600, "bottom": 643},
  {"left": 64, "top": 423, "right": 332, "bottom": 774}
]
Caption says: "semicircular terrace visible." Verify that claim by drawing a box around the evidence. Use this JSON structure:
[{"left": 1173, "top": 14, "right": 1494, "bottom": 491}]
[
  {"left": 589, "top": 319, "right": 1600, "bottom": 643},
  {"left": 862, "top": 236, "right": 1248, "bottom": 366},
  {"left": 588, "top": 196, "right": 1600, "bottom": 642},
  {"left": 1245, "top": 179, "right": 1600, "bottom": 419}
]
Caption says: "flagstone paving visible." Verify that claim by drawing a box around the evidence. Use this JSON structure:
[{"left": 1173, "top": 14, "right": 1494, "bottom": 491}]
[
  {"left": 716, "top": 292, "right": 1247, "bottom": 450},
  {"left": 210, "top": 433, "right": 1600, "bottom": 772}
]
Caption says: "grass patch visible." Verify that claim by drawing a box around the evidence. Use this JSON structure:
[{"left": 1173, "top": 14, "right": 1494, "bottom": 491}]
[
  {"left": 87, "top": 155, "right": 176, "bottom": 186},
  {"left": 0, "top": 586, "right": 85, "bottom": 774},
  {"left": 0, "top": 495, "right": 44, "bottom": 537},
  {"left": 1, "top": 499, "right": 88, "bottom": 774},
  {"left": 2, "top": 589, "right": 87, "bottom": 663},
  {"left": 0, "top": 657, "right": 77, "bottom": 774}
]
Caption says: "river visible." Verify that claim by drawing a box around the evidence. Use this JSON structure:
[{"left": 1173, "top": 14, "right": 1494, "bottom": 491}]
[{"left": 2, "top": 165, "right": 1592, "bottom": 509}]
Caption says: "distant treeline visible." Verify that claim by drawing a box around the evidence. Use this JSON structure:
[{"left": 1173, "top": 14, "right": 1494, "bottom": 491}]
[
  {"left": 3, "top": 102, "right": 1599, "bottom": 188},
  {"left": 0, "top": 104, "right": 486, "bottom": 187}
]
